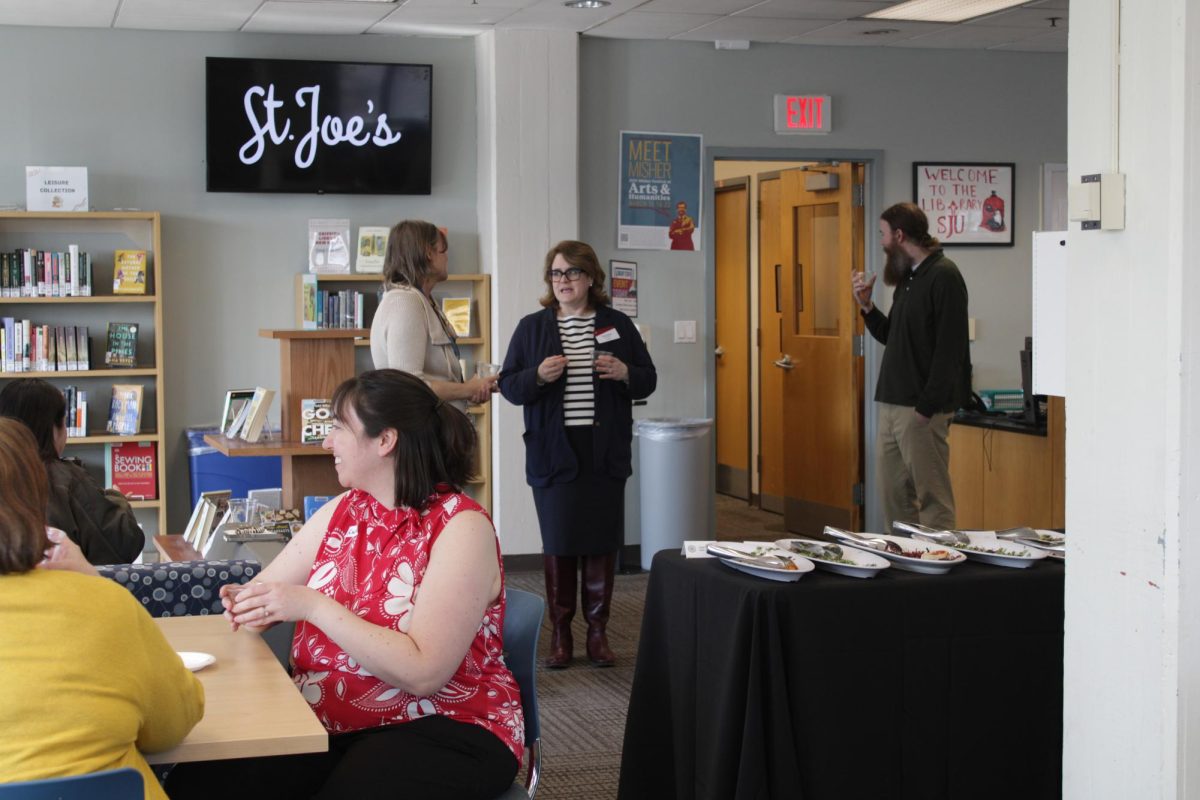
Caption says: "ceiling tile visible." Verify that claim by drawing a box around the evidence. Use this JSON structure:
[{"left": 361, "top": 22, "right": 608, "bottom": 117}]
[
  {"left": 243, "top": 1, "right": 395, "bottom": 34},
  {"left": 728, "top": 0, "right": 893, "bottom": 20},
  {"left": 0, "top": 0, "right": 119, "bottom": 28},
  {"left": 370, "top": 4, "right": 517, "bottom": 34},
  {"left": 116, "top": 0, "right": 262, "bottom": 32},
  {"left": 783, "top": 18, "right": 946, "bottom": 46},
  {"left": 672, "top": 15, "right": 836, "bottom": 43},
  {"left": 892, "top": 23, "right": 1048, "bottom": 49},
  {"left": 967, "top": 7, "right": 1068, "bottom": 29},
  {"left": 584, "top": 12, "right": 723, "bottom": 40},
  {"left": 988, "top": 27, "right": 1067, "bottom": 52},
  {"left": 495, "top": 0, "right": 640, "bottom": 32},
  {"left": 637, "top": 0, "right": 763, "bottom": 12}
]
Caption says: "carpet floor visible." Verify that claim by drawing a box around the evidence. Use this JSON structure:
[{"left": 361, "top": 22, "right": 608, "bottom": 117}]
[{"left": 504, "top": 493, "right": 781, "bottom": 799}]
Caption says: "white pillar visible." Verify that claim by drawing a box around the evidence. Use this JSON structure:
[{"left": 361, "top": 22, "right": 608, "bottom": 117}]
[
  {"left": 1064, "top": 2, "right": 1200, "bottom": 796},
  {"left": 476, "top": 30, "right": 579, "bottom": 554}
]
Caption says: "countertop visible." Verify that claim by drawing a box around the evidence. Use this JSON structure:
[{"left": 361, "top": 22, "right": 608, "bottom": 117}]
[{"left": 952, "top": 409, "right": 1047, "bottom": 436}]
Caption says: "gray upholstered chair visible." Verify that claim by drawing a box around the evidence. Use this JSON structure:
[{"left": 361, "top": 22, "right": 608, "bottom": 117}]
[{"left": 496, "top": 587, "right": 544, "bottom": 799}]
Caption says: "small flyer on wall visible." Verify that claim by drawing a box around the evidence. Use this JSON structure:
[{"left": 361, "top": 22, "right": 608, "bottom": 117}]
[
  {"left": 308, "top": 218, "right": 351, "bottom": 273},
  {"left": 617, "top": 131, "right": 702, "bottom": 251},
  {"left": 610, "top": 260, "right": 637, "bottom": 317}
]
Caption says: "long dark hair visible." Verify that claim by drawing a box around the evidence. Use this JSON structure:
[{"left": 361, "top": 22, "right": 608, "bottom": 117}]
[
  {"left": 539, "top": 240, "right": 611, "bottom": 309},
  {"left": 880, "top": 202, "right": 940, "bottom": 250},
  {"left": 0, "top": 378, "right": 66, "bottom": 461},
  {"left": 331, "top": 369, "right": 477, "bottom": 509},
  {"left": 0, "top": 418, "right": 51, "bottom": 574}
]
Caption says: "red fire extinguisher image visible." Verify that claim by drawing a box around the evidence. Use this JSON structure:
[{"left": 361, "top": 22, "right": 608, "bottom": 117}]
[{"left": 979, "top": 190, "right": 1006, "bottom": 232}]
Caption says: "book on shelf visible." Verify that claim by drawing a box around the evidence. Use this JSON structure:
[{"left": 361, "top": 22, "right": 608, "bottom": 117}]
[
  {"left": 113, "top": 250, "right": 148, "bottom": 295},
  {"left": 104, "top": 322, "right": 138, "bottom": 367},
  {"left": 298, "top": 274, "right": 318, "bottom": 330},
  {"left": 0, "top": 322, "right": 87, "bottom": 373},
  {"left": 355, "top": 226, "right": 389, "bottom": 273},
  {"left": 239, "top": 386, "right": 275, "bottom": 443},
  {"left": 303, "top": 495, "right": 333, "bottom": 521},
  {"left": 220, "top": 388, "right": 257, "bottom": 436},
  {"left": 0, "top": 248, "right": 92, "bottom": 298},
  {"left": 106, "top": 383, "right": 144, "bottom": 436},
  {"left": 300, "top": 398, "right": 332, "bottom": 444},
  {"left": 61, "top": 385, "right": 88, "bottom": 437},
  {"left": 184, "top": 489, "right": 231, "bottom": 551},
  {"left": 441, "top": 297, "right": 472, "bottom": 337},
  {"left": 105, "top": 441, "right": 158, "bottom": 500}
]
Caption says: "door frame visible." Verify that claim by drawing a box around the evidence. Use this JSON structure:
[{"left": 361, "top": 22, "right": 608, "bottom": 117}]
[
  {"left": 714, "top": 177, "right": 753, "bottom": 500},
  {"left": 703, "top": 147, "right": 887, "bottom": 532}
]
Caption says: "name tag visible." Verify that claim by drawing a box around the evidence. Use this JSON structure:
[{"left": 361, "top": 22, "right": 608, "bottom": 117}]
[{"left": 596, "top": 326, "right": 620, "bottom": 344}]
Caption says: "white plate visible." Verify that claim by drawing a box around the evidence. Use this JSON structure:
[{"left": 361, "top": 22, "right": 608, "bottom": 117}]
[
  {"left": 177, "top": 651, "right": 216, "bottom": 672},
  {"left": 713, "top": 543, "right": 815, "bottom": 582},
  {"left": 835, "top": 533, "right": 966, "bottom": 575},
  {"left": 951, "top": 531, "right": 1051, "bottom": 568},
  {"left": 1022, "top": 529, "right": 1066, "bottom": 549},
  {"left": 774, "top": 538, "right": 890, "bottom": 579}
]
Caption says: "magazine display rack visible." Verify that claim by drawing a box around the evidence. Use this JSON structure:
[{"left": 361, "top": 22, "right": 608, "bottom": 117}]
[{"left": 0, "top": 211, "right": 167, "bottom": 534}]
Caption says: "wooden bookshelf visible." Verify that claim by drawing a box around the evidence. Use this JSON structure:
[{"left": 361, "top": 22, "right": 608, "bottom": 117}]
[
  {"left": 291, "top": 273, "right": 494, "bottom": 511},
  {"left": 0, "top": 211, "right": 167, "bottom": 535}
]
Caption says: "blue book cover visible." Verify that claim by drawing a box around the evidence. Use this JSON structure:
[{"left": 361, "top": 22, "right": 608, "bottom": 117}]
[{"left": 303, "top": 495, "right": 332, "bottom": 521}]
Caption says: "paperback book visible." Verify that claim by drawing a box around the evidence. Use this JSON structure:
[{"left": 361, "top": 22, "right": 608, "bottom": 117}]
[
  {"left": 239, "top": 386, "right": 275, "bottom": 443},
  {"left": 105, "top": 441, "right": 158, "bottom": 500},
  {"left": 106, "top": 383, "right": 144, "bottom": 436},
  {"left": 441, "top": 297, "right": 472, "bottom": 337},
  {"left": 105, "top": 322, "right": 138, "bottom": 367},
  {"left": 300, "top": 398, "right": 332, "bottom": 444},
  {"left": 113, "top": 250, "right": 148, "bottom": 295},
  {"left": 355, "top": 226, "right": 389, "bottom": 273}
]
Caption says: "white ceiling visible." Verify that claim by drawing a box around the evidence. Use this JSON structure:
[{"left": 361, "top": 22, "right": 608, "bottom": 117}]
[{"left": 0, "top": 0, "right": 1069, "bottom": 51}]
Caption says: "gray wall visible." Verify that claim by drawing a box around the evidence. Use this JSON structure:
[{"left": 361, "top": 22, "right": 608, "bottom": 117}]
[
  {"left": 580, "top": 39, "right": 1068, "bottom": 424},
  {"left": 0, "top": 27, "right": 477, "bottom": 531}
]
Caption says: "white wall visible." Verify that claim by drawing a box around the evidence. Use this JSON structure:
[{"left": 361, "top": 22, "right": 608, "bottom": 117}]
[
  {"left": 579, "top": 39, "right": 1067, "bottom": 414},
  {"left": 0, "top": 27, "right": 478, "bottom": 531},
  {"left": 1063, "top": 2, "right": 1200, "bottom": 796}
]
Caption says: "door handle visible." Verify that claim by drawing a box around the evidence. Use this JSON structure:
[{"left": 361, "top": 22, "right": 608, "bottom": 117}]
[
  {"left": 714, "top": 346, "right": 725, "bottom": 358},
  {"left": 774, "top": 354, "right": 795, "bottom": 370}
]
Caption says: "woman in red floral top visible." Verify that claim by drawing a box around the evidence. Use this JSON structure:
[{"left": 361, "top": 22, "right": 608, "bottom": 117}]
[{"left": 167, "top": 370, "right": 522, "bottom": 800}]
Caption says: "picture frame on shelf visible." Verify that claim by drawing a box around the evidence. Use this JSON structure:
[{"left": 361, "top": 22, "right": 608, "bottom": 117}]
[
  {"left": 221, "top": 389, "right": 256, "bottom": 436},
  {"left": 912, "top": 162, "right": 1015, "bottom": 246}
]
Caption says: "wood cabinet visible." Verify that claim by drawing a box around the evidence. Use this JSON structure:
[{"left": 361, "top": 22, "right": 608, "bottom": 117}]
[
  {"left": 206, "top": 273, "right": 493, "bottom": 512},
  {"left": 0, "top": 211, "right": 168, "bottom": 535},
  {"left": 949, "top": 397, "right": 1065, "bottom": 530}
]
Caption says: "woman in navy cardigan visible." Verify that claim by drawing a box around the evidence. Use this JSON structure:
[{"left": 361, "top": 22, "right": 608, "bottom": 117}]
[{"left": 500, "top": 241, "right": 656, "bottom": 668}]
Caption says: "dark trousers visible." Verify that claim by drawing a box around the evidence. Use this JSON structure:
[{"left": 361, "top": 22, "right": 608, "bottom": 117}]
[{"left": 164, "top": 715, "right": 519, "bottom": 800}]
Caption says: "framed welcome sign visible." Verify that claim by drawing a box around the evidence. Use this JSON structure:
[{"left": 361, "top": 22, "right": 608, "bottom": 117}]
[{"left": 913, "top": 162, "right": 1015, "bottom": 246}]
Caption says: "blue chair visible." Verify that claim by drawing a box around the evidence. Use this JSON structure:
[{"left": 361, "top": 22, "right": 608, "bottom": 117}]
[
  {"left": 0, "top": 767, "right": 142, "bottom": 798},
  {"left": 497, "top": 587, "right": 544, "bottom": 799},
  {"left": 96, "top": 559, "right": 261, "bottom": 617}
]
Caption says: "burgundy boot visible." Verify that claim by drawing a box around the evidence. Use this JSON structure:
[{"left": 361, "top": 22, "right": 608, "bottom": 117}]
[
  {"left": 583, "top": 552, "right": 617, "bottom": 667},
  {"left": 543, "top": 555, "right": 577, "bottom": 669}
]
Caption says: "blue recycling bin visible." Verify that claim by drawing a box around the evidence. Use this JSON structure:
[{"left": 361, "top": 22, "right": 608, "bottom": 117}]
[{"left": 186, "top": 426, "right": 283, "bottom": 507}]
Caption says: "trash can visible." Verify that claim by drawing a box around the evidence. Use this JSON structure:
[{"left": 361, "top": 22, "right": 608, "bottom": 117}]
[
  {"left": 186, "top": 426, "right": 283, "bottom": 507},
  {"left": 636, "top": 418, "right": 713, "bottom": 571}
]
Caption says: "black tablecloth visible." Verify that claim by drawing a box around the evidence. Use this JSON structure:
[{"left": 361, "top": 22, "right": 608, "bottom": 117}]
[{"left": 618, "top": 551, "right": 1064, "bottom": 800}]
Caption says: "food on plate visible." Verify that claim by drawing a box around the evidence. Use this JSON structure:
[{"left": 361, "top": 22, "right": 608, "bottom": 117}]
[
  {"left": 787, "top": 543, "right": 857, "bottom": 565},
  {"left": 744, "top": 545, "right": 799, "bottom": 570},
  {"left": 897, "top": 547, "right": 958, "bottom": 561},
  {"left": 957, "top": 543, "right": 1031, "bottom": 557}
]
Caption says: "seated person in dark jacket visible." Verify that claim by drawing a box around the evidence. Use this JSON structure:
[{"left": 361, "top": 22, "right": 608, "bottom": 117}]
[{"left": 0, "top": 378, "right": 143, "bottom": 564}]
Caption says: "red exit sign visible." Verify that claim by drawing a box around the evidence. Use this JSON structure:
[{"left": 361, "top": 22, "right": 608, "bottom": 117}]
[{"left": 773, "top": 94, "right": 832, "bottom": 134}]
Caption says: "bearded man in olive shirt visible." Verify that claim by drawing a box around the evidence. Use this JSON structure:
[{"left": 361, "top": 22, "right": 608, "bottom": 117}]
[{"left": 851, "top": 202, "right": 971, "bottom": 530}]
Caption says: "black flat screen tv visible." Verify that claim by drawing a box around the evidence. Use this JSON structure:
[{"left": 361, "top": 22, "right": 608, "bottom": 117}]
[{"left": 206, "top": 57, "right": 432, "bottom": 195}]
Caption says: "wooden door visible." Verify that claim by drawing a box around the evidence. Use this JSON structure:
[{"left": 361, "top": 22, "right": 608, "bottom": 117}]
[
  {"left": 778, "top": 163, "right": 865, "bottom": 534},
  {"left": 758, "top": 177, "right": 785, "bottom": 513},
  {"left": 714, "top": 182, "right": 750, "bottom": 499}
]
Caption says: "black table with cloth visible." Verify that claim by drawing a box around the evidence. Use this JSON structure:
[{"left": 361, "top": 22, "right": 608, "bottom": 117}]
[{"left": 617, "top": 550, "right": 1064, "bottom": 800}]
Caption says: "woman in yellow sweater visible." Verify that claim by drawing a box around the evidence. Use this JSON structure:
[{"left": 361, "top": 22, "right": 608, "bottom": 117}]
[{"left": 0, "top": 418, "right": 204, "bottom": 799}]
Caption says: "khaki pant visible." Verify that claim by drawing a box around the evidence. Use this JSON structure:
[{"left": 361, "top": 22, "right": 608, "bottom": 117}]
[{"left": 876, "top": 402, "right": 955, "bottom": 531}]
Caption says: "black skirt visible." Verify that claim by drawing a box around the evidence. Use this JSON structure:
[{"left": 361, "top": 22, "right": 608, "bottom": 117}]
[{"left": 532, "top": 425, "right": 626, "bottom": 556}]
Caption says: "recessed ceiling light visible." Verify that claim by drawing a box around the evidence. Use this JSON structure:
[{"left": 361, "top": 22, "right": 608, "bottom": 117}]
[
  {"left": 864, "top": 0, "right": 1027, "bottom": 24},
  {"left": 564, "top": 0, "right": 611, "bottom": 8}
]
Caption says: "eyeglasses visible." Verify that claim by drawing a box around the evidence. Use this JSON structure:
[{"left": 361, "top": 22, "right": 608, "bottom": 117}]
[{"left": 548, "top": 268, "right": 587, "bottom": 282}]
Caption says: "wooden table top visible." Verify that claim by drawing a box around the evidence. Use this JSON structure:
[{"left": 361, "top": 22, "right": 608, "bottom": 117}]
[
  {"left": 145, "top": 615, "right": 327, "bottom": 764},
  {"left": 153, "top": 534, "right": 203, "bottom": 563}
]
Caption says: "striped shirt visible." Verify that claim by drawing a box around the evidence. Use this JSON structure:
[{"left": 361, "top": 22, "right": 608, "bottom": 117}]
[{"left": 558, "top": 312, "right": 596, "bottom": 427}]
